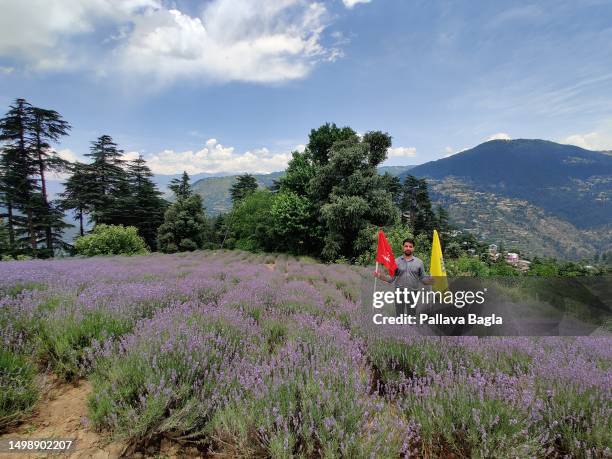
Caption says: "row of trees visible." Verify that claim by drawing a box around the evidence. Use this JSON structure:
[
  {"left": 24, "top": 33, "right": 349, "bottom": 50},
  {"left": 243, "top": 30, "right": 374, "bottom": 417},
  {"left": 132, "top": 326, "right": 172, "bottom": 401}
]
[
  {"left": 60, "top": 135, "right": 167, "bottom": 249},
  {"left": 0, "top": 99, "right": 473, "bottom": 263},
  {"left": 0, "top": 98, "right": 168, "bottom": 257},
  {"left": 220, "top": 123, "right": 453, "bottom": 262}
]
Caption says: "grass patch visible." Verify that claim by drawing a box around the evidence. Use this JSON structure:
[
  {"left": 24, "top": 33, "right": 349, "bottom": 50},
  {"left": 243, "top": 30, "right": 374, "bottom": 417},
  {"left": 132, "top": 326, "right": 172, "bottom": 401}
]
[{"left": 0, "top": 349, "right": 38, "bottom": 432}]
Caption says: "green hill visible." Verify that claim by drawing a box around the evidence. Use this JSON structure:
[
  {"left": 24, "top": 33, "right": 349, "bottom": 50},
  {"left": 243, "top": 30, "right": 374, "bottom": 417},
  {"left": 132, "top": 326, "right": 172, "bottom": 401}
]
[
  {"left": 192, "top": 172, "right": 284, "bottom": 214},
  {"left": 403, "top": 139, "right": 612, "bottom": 259}
]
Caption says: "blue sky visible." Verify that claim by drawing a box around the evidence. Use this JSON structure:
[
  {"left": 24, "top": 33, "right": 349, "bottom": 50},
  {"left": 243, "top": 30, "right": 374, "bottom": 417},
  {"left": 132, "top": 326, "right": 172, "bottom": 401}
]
[{"left": 1, "top": 0, "right": 611, "bottom": 174}]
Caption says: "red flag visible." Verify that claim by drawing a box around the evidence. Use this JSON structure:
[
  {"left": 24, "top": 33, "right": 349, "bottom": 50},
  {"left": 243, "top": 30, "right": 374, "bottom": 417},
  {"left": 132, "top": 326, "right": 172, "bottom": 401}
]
[{"left": 375, "top": 230, "right": 397, "bottom": 276}]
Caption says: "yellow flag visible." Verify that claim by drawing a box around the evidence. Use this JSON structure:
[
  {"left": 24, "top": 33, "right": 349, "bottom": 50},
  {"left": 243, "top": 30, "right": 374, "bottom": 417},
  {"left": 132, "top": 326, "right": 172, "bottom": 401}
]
[{"left": 430, "top": 229, "right": 448, "bottom": 291}]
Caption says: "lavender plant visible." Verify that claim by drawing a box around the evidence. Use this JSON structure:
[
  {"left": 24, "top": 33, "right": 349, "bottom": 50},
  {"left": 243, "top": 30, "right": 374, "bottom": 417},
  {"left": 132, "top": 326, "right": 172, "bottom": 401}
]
[{"left": 0, "top": 251, "right": 609, "bottom": 456}]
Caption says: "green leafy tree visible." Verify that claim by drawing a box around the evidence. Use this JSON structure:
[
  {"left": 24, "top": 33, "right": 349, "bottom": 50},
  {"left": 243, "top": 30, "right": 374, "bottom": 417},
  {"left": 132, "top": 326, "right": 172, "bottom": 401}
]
[
  {"left": 157, "top": 173, "right": 208, "bottom": 253},
  {"left": 227, "top": 189, "right": 275, "bottom": 252},
  {"left": 275, "top": 124, "right": 400, "bottom": 261},
  {"left": 311, "top": 135, "right": 399, "bottom": 261},
  {"left": 274, "top": 150, "right": 315, "bottom": 195},
  {"left": 362, "top": 130, "right": 392, "bottom": 166},
  {"left": 74, "top": 224, "right": 148, "bottom": 257},
  {"left": 307, "top": 122, "right": 358, "bottom": 165},
  {"left": 230, "top": 174, "right": 258, "bottom": 204},
  {"left": 270, "top": 191, "right": 316, "bottom": 254}
]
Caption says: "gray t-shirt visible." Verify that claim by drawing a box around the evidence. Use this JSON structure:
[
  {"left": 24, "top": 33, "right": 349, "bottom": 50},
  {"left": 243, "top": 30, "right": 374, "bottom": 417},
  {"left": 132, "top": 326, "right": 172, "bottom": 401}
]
[{"left": 392, "top": 255, "right": 426, "bottom": 290}]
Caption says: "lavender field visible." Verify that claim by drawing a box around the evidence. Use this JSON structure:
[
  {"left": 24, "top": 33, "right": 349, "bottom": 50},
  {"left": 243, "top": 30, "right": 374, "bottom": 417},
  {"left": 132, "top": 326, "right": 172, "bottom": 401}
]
[{"left": 1, "top": 251, "right": 610, "bottom": 457}]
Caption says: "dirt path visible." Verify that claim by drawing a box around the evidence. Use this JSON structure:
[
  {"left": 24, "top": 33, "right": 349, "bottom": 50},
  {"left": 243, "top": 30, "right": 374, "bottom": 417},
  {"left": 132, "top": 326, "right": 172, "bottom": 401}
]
[{"left": 0, "top": 378, "right": 128, "bottom": 459}]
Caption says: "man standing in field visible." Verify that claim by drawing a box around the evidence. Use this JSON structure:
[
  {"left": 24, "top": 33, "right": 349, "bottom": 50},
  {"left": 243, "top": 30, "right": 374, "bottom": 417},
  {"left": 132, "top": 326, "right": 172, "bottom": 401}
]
[{"left": 374, "top": 238, "right": 430, "bottom": 316}]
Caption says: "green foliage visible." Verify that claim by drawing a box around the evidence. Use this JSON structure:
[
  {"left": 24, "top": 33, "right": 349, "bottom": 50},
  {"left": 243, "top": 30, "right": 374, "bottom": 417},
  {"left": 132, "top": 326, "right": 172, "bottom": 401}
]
[
  {"left": 275, "top": 151, "right": 315, "bottom": 195},
  {"left": 307, "top": 122, "right": 358, "bottom": 165},
  {"left": 157, "top": 192, "right": 209, "bottom": 253},
  {"left": 227, "top": 190, "right": 275, "bottom": 252},
  {"left": 229, "top": 173, "right": 258, "bottom": 204},
  {"left": 168, "top": 171, "right": 191, "bottom": 200},
  {"left": 269, "top": 191, "right": 316, "bottom": 253},
  {"left": 399, "top": 175, "right": 437, "bottom": 237},
  {"left": 75, "top": 224, "right": 148, "bottom": 257},
  {"left": 0, "top": 217, "right": 9, "bottom": 256},
  {"left": 0, "top": 98, "right": 41, "bottom": 257},
  {"left": 446, "top": 255, "right": 490, "bottom": 276},
  {"left": 0, "top": 349, "right": 38, "bottom": 432},
  {"left": 83, "top": 135, "right": 129, "bottom": 226},
  {"left": 36, "top": 310, "right": 133, "bottom": 380},
  {"left": 59, "top": 162, "right": 96, "bottom": 237},
  {"left": 122, "top": 155, "right": 167, "bottom": 250},
  {"left": 311, "top": 135, "right": 399, "bottom": 261}
]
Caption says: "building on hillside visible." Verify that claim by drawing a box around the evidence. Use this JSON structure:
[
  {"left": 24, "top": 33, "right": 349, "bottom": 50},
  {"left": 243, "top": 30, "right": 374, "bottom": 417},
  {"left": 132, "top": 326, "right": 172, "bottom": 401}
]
[
  {"left": 488, "top": 244, "right": 500, "bottom": 261},
  {"left": 506, "top": 252, "right": 519, "bottom": 264}
]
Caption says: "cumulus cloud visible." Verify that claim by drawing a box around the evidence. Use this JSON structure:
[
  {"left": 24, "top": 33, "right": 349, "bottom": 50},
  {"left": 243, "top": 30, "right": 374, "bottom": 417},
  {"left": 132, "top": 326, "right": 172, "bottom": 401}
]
[
  {"left": 562, "top": 131, "right": 612, "bottom": 151},
  {"left": 145, "top": 138, "right": 293, "bottom": 174},
  {"left": 55, "top": 148, "right": 81, "bottom": 163},
  {"left": 0, "top": 0, "right": 342, "bottom": 84},
  {"left": 342, "top": 0, "right": 372, "bottom": 8},
  {"left": 0, "top": 0, "right": 159, "bottom": 71},
  {"left": 387, "top": 146, "right": 417, "bottom": 158},
  {"left": 486, "top": 132, "right": 512, "bottom": 141}
]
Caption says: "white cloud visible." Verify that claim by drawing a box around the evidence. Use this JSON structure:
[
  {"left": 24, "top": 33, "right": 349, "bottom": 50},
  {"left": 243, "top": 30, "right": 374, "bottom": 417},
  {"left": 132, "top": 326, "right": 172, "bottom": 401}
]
[
  {"left": 123, "top": 151, "right": 141, "bottom": 161},
  {"left": 562, "top": 131, "right": 612, "bottom": 151},
  {"left": 56, "top": 148, "right": 80, "bottom": 163},
  {"left": 0, "top": 66, "right": 15, "bottom": 74},
  {"left": 342, "top": 0, "right": 372, "bottom": 8},
  {"left": 144, "top": 138, "right": 294, "bottom": 174},
  {"left": 486, "top": 132, "right": 512, "bottom": 141},
  {"left": 0, "top": 0, "right": 159, "bottom": 71},
  {"left": 387, "top": 146, "right": 417, "bottom": 158},
  {"left": 0, "top": 0, "right": 341, "bottom": 84}
]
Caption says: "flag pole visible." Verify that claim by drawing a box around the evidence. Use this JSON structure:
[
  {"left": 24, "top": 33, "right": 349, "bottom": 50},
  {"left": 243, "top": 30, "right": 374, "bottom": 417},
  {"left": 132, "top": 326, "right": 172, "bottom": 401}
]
[{"left": 374, "top": 261, "right": 379, "bottom": 292}]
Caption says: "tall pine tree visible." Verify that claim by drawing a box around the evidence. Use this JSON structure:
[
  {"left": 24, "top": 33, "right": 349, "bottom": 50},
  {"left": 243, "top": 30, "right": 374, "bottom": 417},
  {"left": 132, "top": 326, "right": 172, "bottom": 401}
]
[
  {"left": 168, "top": 171, "right": 191, "bottom": 200},
  {"left": 124, "top": 155, "right": 167, "bottom": 250},
  {"left": 0, "top": 216, "right": 9, "bottom": 257},
  {"left": 29, "top": 107, "right": 71, "bottom": 255},
  {"left": 59, "top": 162, "right": 95, "bottom": 237},
  {"left": 399, "top": 175, "right": 436, "bottom": 237},
  {"left": 157, "top": 171, "right": 208, "bottom": 253},
  {"left": 230, "top": 174, "right": 258, "bottom": 204},
  {"left": 85, "top": 135, "right": 128, "bottom": 225},
  {"left": 0, "top": 98, "right": 39, "bottom": 256}
]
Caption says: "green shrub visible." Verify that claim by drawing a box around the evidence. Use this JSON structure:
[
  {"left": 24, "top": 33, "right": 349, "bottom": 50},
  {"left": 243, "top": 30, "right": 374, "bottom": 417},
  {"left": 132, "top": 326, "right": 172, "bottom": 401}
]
[
  {"left": 75, "top": 224, "right": 148, "bottom": 257},
  {"left": 36, "top": 310, "right": 133, "bottom": 381},
  {"left": 0, "top": 349, "right": 38, "bottom": 432}
]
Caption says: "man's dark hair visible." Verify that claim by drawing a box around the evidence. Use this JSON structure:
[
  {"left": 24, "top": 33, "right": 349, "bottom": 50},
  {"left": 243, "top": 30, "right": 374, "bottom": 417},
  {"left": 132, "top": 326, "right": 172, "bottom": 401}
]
[{"left": 402, "top": 238, "right": 415, "bottom": 246}]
